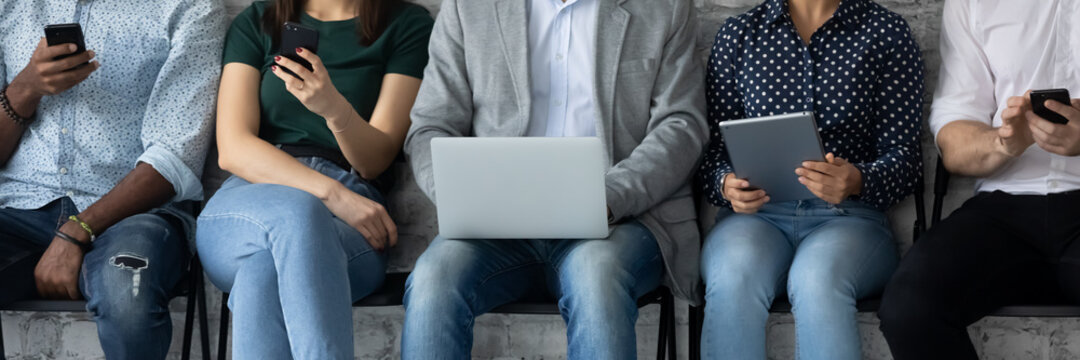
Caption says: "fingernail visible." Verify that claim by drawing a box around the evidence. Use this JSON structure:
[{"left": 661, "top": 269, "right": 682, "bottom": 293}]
[
  {"left": 275, "top": 55, "right": 281, "bottom": 61},
  {"left": 296, "top": 47, "right": 303, "bottom": 53},
  {"left": 271, "top": 65, "right": 277, "bottom": 71},
  {"left": 69, "top": 44, "right": 76, "bottom": 51}
]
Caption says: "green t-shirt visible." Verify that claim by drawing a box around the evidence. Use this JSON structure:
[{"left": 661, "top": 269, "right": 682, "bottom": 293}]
[{"left": 222, "top": 1, "right": 433, "bottom": 149}]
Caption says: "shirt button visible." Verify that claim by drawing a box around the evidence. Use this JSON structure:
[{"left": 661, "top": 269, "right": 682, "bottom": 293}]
[
  {"left": 61, "top": 127, "right": 69, "bottom": 134},
  {"left": 554, "top": 100, "right": 563, "bottom": 107},
  {"left": 59, "top": 167, "right": 68, "bottom": 175},
  {"left": 1049, "top": 180, "right": 1059, "bottom": 189},
  {"left": 66, "top": 191, "right": 74, "bottom": 197},
  {"left": 556, "top": 54, "right": 564, "bottom": 61}
]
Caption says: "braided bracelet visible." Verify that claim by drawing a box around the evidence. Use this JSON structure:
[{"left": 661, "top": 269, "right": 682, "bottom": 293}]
[
  {"left": 0, "top": 85, "right": 33, "bottom": 127},
  {"left": 68, "top": 215, "right": 96, "bottom": 242}
]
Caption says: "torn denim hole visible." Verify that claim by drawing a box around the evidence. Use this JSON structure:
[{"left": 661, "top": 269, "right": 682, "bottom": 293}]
[{"left": 110, "top": 254, "right": 149, "bottom": 297}]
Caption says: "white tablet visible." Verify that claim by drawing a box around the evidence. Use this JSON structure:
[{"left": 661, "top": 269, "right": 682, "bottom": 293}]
[{"left": 718, "top": 112, "right": 826, "bottom": 203}]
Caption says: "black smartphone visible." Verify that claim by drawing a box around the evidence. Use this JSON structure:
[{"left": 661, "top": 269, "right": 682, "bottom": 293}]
[
  {"left": 279, "top": 21, "right": 319, "bottom": 78},
  {"left": 44, "top": 23, "right": 87, "bottom": 62},
  {"left": 1031, "top": 89, "right": 1071, "bottom": 124}
]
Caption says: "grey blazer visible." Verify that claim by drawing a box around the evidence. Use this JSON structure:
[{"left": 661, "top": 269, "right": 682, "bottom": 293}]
[{"left": 405, "top": 0, "right": 707, "bottom": 303}]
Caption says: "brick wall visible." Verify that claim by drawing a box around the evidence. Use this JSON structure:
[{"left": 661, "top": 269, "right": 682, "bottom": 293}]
[{"left": 6, "top": 0, "right": 1080, "bottom": 359}]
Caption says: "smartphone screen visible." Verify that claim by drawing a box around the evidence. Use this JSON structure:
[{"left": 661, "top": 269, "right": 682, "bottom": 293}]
[
  {"left": 44, "top": 24, "right": 87, "bottom": 62},
  {"left": 1031, "top": 89, "right": 1071, "bottom": 125},
  {"left": 279, "top": 22, "right": 319, "bottom": 78}
]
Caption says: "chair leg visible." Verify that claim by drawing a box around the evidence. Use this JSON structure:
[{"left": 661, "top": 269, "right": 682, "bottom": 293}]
[
  {"left": 665, "top": 294, "right": 676, "bottom": 360},
  {"left": 218, "top": 293, "right": 230, "bottom": 360},
  {"left": 197, "top": 275, "right": 211, "bottom": 360},
  {"left": 688, "top": 305, "right": 703, "bottom": 360},
  {"left": 1, "top": 312, "right": 7, "bottom": 359},
  {"left": 181, "top": 262, "right": 198, "bottom": 360},
  {"left": 656, "top": 297, "right": 669, "bottom": 360}
]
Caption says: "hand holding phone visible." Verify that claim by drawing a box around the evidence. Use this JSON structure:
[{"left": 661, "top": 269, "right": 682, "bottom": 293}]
[
  {"left": 278, "top": 22, "right": 319, "bottom": 79},
  {"left": 1031, "top": 89, "right": 1071, "bottom": 124},
  {"left": 1027, "top": 89, "right": 1080, "bottom": 156},
  {"left": 8, "top": 37, "right": 98, "bottom": 101},
  {"left": 44, "top": 24, "right": 87, "bottom": 63}
]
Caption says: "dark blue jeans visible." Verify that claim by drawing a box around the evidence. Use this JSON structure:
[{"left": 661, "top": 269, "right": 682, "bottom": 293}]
[{"left": 0, "top": 197, "right": 188, "bottom": 359}]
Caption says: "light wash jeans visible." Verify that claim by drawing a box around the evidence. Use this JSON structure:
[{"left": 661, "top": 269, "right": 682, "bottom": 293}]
[
  {"left": 0, "top": 197, "right": 189, "bottom": 359},
  {"left": 401, "top": 220, "right": 663, "bottom": 360},
  {"left": 196, "top": 157, "right": 387, "bottom": 360},
  {"left": 701, "top": 199, "right": 898, "bottom": 360}
]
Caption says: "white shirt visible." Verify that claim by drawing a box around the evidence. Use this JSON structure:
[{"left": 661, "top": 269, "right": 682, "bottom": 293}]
[
  {"left": 525, "top": 0, "right": 598, "bottom": 137},
  {"left": 929, "top": 0, "right": 1080, "bottom": 195}
]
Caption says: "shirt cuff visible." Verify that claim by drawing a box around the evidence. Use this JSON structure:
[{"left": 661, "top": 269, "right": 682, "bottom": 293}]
[{"left": 136, "top": 145, "right": 204, "bottom": 202}]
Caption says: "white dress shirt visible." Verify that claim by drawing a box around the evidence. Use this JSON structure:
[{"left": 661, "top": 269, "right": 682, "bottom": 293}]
[
  {"left": 929, "top": 0, "right": 1080, "bottom": 195},
  {"left": 525, "top": 0, "right": 598, "bottom": 137}
]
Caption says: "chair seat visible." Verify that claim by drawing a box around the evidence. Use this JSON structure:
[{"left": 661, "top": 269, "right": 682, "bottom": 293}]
[
  {"left": 764, "top": 298, "right": 1080, "bottom": 318},
  {"left": 1, "top": 300, "right": 89, "bottom": 312},
  {"left": 352, "top": 272, "right": 409, "bottom": 307}
]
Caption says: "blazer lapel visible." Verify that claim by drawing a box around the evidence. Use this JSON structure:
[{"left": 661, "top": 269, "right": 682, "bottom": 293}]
[
  {"left": 494, "top": 0, "right": 532, "bottom": 133},
  {"left": 593, "top": 0, "right": 629, "bottom": 163}
]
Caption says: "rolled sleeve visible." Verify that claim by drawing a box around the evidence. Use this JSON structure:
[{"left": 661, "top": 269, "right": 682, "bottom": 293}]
[
  {"left": 928, "top": 0, "right": 996, "bottom": 140},
  {"left": 136, "top": 145, "right": 203, "bottom": 202},
  {"left": 139, "top": 0, "right": 227, "bottom": 201}
]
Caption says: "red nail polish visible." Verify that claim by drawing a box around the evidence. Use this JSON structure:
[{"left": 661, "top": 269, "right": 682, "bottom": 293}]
[
  {"left": 271, "top": 65, "right": 277, "bottom": 71},
  {"left": 275, "top": 55, "right": 281, "bottom": 61},
  {"left": 296, "top": 47, "right": 303, "bottom": 53}
]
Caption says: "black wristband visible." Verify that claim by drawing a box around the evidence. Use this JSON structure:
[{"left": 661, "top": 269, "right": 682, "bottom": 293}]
[
  {"left": 54, "top": 230, "right": 92, "bottom": 253},
  {"left": 0, "top": 85, "right": 33, "bottom": 127}
]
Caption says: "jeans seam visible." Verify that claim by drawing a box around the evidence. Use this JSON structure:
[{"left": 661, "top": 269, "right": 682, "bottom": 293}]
[
  {"left": 850, "top": 232, "right": 891, "bottom": 298},
  {"left": 196, "top": 213, "right": 272, "bottom": 234}
]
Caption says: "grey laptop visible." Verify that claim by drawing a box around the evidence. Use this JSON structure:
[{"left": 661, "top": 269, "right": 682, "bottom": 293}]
[
  {"left": 430, "top": 137, "right": 609, "bottom": 239},
  {"left": 718, "top": 111, "right": 826, "bottom": 203}
]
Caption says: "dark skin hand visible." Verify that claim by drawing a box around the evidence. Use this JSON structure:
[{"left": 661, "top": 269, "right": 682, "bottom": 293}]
[
  {"left": 34, "top": 162, "right": 175, "bottom": 299},
  {"left": 1, "top": 38, "right": 99, "bottom": 166}
]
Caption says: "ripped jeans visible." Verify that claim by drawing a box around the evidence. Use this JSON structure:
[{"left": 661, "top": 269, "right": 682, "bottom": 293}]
[{"left": 0, "top": 197, "right": 189, "bottom": 359}]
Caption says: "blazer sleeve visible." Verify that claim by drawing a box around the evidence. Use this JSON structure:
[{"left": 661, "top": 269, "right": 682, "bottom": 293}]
[
  {"left": 604, "top": 1, "right": 708, "bottom": 221},
  {"left": 403, "top": 0, "right": 474, "bottom": 203}
]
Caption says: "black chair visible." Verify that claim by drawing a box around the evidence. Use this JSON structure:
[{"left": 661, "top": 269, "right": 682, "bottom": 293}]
[
  {"left": 929, "top": 156, "right": 1080, "bottom": 317},
  {"left": 687, "top": 172, "right": 928, "bottom": 360},
  {"left": 0, "top": 258, "right": 212, "bottom": 360},
  {"left": 214, "top": 273, "right": 678, "bottom": 360}
]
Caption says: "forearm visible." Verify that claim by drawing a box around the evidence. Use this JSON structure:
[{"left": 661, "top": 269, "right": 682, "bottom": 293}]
[
  {"left": 60, "top": 163, "right": 174, "bottom": 242},
  {"left": 938, "top": 120, "right": 1015, "bottom": 177},
  {"left": 0, "top": 83, "right": 42, "bottom": 165},
  {"left": 329, "top": 110, "right": 401, "bottom": 180},
  {"left": 218, "top": 133, "right": 343, "bottom": 201}
]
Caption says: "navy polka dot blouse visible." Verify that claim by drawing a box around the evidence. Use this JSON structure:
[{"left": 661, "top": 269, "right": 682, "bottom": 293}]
[{"left": 698, "top": 0, "right": 925, "bottom": 211}]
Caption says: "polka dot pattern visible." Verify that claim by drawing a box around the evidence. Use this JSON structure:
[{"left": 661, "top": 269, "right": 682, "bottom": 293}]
[
  {"left": 0, "top": 0, "right": 226, "bottom": 211},
  {"left": 697, "top": 0, "right": 925, "bottom": 211}
]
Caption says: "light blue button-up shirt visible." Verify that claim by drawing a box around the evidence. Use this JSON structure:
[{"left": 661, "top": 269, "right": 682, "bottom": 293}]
[
  {"left": 525, "top": 0, "right": 598, "bottom": 137},
  {"left": 0, "top": 0, "right": 226, "bottom": 211}
]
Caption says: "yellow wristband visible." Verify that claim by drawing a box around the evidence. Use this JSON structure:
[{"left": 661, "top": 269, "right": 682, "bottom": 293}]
[{"left": 68, "top": 215, "right": 96, "bottom": 242}]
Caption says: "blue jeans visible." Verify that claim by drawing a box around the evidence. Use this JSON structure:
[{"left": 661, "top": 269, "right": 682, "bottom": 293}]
[
  {"left": 196, "top": 156, "right": 387, "bottom": 360},
  {"left": 701, "top": 199, "right": 898, "bottom": 360},
  {"left": 401, "top": 221, "right": 663, "bottom": 360},
  {"left": 0, "top": 197, "right": 188, "bottom": 359}
]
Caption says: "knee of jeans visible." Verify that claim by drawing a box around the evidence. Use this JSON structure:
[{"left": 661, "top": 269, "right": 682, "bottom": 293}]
[
  {"left": 702, "top": 252, "right": 776, "bottom": 307},
  {"left": 87, "top": 256, "right": 165, "bottom": 333},
  {"left": 403, "top": 247, "right": 472, "bottom": 314},
  {"left": 201, "top": 183, "right": 330, "bottom": 228},
  {"left": 786, "top": 265, "right": 855, "bottom": 310}
]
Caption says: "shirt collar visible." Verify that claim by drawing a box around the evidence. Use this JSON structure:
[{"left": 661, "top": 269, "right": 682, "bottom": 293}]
[{"left": 765, "top": 0, "right": 868, "bottom": 31}]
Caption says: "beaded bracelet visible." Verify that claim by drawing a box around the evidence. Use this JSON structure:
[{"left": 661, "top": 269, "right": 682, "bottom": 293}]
[
  {"left": 55, "top": 230, "right": 93, "bottom": 253},
  {"left": 68, "top": 215, "right": 96, "bottom": 242},
  {"left": 0, "top": 85, "right": 33, "bottom": 127}
]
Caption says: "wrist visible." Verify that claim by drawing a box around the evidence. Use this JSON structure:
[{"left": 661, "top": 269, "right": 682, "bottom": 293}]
[
  {"left": 324, "top": 98, "right": 355, "bottom": 129},
  {"left": 316, "top": 179, "right": 347, "bottom": 203},
  {"left": 6, "top": 78, "right": 42, "bottom": 117},
  {"left": 59, "top": 221, "right": 92, "bottom": 244}
]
